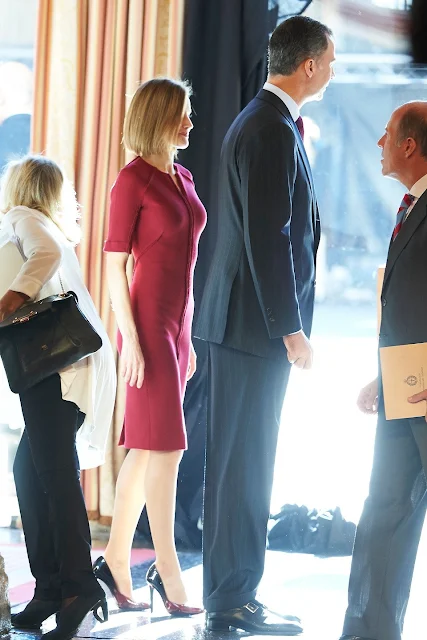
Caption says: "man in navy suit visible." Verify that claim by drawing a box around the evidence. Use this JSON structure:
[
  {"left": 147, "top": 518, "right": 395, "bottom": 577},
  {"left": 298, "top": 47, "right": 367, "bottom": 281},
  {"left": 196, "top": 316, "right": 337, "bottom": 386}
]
[{"left": 195, "top": 15, "right": 335, "bottom": 635}]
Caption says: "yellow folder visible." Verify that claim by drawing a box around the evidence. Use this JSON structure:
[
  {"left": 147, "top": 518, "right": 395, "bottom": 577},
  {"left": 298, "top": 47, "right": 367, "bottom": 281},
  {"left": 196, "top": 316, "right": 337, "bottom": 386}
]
[{"left": 380, "top": 343, "right": 427, "bottom": 420}]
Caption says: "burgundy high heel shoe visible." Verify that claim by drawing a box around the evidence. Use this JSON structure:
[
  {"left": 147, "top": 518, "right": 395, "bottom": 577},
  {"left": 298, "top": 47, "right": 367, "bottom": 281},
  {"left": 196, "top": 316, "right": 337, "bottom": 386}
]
[
  {"left": 93, "top": 556, "right": 150, "bottom": 612},
  {"left": 146, "top": 563, "right": 204, "bottom": 617}
]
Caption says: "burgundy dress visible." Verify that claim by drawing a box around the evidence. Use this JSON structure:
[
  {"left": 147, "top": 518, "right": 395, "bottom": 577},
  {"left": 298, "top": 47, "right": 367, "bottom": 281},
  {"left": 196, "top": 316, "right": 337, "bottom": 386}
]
[{"left": 104, "top": 157, "right": 207, "bottom": 450}]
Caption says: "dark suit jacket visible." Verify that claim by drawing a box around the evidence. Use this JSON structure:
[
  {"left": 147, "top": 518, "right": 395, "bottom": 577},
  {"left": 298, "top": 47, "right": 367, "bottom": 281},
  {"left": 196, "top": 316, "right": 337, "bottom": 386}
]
[
  {"left": 379, "top": 188, "right": 427, "bottom": 350},
  {"left": 195, "top": 89, "right": 321, "bottom": 359}
]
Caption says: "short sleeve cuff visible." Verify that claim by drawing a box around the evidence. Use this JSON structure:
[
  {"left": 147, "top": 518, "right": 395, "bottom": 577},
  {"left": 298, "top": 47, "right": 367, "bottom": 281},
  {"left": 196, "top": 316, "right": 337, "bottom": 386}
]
[{"left": 103, "top": 240, "right": 131, "bottom": 253}]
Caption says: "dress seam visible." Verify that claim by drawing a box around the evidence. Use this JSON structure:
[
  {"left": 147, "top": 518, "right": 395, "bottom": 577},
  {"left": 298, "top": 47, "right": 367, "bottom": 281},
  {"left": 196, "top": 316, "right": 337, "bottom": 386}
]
[
  {"left": 175, "top": 179, "right": 195, "bottom": 360},
  {"left": 123, "top": 169, "right": 155, "bottom": 253}
]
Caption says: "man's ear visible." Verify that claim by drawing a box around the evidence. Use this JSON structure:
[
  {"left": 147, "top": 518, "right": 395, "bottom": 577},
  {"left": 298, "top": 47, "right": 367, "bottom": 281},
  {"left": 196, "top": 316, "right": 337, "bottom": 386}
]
[
  {"left": 405, "top": 137, "right": 417, "bottom": 158},
  {"left": 304, "top": 58, "right": 315, "bottom": 78}
]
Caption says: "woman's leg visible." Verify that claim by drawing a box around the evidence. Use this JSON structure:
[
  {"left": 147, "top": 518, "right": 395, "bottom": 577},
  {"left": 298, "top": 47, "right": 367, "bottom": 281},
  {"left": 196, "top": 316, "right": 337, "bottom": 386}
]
[
  {"left": 145, "top": 450, "right": 187, "bottom": 604},
  {"left": 103, "top": 449, "right": 149, "bottom": 598},
  {"left": 19, "top": 374, "right": 101, "bottom": 599},
  {"left": 104, "top": 448, "right": 186, "bottom": 603}
]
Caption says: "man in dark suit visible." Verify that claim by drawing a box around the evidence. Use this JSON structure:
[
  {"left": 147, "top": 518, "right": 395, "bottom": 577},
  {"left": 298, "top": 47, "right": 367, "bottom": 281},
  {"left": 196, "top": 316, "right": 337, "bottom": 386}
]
[
  {"left": 340, "top": 102, "right": 427, "bottom": 640},
  {"left": 195, "top": 16, "right": 335, "bottom": 635}
]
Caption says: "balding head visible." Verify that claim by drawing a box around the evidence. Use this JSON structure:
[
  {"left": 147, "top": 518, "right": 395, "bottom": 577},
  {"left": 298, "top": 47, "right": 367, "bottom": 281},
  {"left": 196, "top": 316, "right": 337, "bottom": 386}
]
[
  {"left": 395, "top": 101, "right": 427, "bottom": 159},
  {"left": 378, "top": 101, "right": 427, "bottom": 189}
]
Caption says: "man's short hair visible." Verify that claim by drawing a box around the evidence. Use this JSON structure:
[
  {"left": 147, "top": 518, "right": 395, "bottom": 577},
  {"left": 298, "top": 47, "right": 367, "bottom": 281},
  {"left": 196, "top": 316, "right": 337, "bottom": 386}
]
[
  {"left": 397, "top": 105, "right": 427, "bottom": 159},
  {"left": 268, "top": 15, "right": 333, "bottom": 76}
]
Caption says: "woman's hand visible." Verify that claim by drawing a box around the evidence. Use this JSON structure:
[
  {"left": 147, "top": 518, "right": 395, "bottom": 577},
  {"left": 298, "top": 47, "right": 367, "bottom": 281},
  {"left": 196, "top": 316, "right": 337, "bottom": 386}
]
[
  {"left": 0, "top": 290, "right": 29, "bottom": 322},
  {"left": 187, "top": 342, "right": 197, "bottom": 381},
  {"left": 120, "top": 337, "right": 145, "bottom": 388}
]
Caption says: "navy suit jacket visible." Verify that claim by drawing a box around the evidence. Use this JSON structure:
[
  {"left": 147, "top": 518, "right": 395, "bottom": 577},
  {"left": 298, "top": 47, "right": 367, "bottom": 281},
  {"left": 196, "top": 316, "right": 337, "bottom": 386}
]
[{"left": 195, "top": 89, "right": 321, "bottom": 359}]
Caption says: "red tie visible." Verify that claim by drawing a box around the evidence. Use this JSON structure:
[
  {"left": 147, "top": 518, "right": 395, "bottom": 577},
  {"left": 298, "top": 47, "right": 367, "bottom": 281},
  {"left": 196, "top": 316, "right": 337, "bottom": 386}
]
[
  {"left": 296, "top": 116, "right": 304, "bottom": 141},
  {"left": 392, "top": 193, "right": 415, "bottom": 241}
]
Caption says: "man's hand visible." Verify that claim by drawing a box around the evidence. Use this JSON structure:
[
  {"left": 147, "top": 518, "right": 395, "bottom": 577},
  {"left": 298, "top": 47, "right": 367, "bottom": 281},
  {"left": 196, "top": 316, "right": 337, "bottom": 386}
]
[
  {"left": 283, "top": 330, "right": 313, "bottom": 370},
  {"left": 187, "top": 342, "right": 197, "bottom": 381},
  {"left": 357, "top": 378, "right": 379, "bottom": 414},
  {"left": 408, "top": 390, "right": 427, "bottom": 422}
]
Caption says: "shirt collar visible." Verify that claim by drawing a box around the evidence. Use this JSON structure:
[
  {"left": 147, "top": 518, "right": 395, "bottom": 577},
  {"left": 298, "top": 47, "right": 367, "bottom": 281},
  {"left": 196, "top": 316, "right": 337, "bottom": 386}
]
[
  {"left": 410, "top": 173, "right": 427, "bottom": 199},
  {"left": 263, "top": 82, "right": 300, "bottom": 122}
]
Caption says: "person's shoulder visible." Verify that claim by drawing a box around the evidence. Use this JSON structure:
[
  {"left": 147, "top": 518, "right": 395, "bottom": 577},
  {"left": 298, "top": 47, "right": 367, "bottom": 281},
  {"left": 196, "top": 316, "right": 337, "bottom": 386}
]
[
  {"left": 236, "top": 117, "right": 296, "bottom": 156},
  {"left": 3, "top": 205, "right": 46, "bottom": 225},
  {"left": 229, "top": 100, "right": 294, "bottom": 147},
  {"left": 2, "top": 206, "right": 62, "bottom": 248},
  {"left": 113, "top": 156, "right": 154, "bottom": 191},
  {"left": 175, "top": 164, "right": 193, "bottom": 183}
]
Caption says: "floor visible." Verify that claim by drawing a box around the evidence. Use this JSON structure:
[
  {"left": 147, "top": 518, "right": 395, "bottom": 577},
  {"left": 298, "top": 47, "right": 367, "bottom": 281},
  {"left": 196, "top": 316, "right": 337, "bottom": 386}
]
[
  {"left": 7, "top": 543, "right": 352, "bottom": 640},
  {"left": 6, "top": 529, "right": 427, "bottom": 640}
]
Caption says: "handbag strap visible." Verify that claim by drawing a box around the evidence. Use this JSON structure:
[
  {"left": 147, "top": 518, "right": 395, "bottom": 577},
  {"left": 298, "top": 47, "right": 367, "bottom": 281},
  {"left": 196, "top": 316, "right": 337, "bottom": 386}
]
[{"left": 58, "top": 270, "right": 66, "bottom": 295}]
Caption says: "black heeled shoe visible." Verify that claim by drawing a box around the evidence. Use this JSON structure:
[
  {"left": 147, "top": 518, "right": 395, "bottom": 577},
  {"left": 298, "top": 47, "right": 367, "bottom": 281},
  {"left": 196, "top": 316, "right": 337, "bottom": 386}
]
[
  {"left": 146, "top": 563, "right": 203, "bottom": 617},
  {"left": 40, "top": 591, "right": 108, "bottom": 640},
  {"left": 93, "top": 556, "right": 150, "bottom": 611},
  {"left": 11, "top": 598, "right": 61, "bottom": 629}
]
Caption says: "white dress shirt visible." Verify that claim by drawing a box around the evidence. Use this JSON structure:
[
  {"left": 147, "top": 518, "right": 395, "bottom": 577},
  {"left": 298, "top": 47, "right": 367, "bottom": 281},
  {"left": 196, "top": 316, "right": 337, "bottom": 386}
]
[
  {"left": 406, "top": 173, "right": 427, "bottom": 219},
  {"left": 0, "top": 206, "right": 116, "bottom": 469},
  {"left": 263, "top": 82, "right": 300, "bottom": 122}
]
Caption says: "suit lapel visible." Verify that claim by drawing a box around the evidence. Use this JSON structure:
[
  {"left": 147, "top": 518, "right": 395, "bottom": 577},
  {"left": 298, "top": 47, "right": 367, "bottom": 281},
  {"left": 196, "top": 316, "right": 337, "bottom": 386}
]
[{"left": 383, "top": 190, "right": 427, "bottom": 288}]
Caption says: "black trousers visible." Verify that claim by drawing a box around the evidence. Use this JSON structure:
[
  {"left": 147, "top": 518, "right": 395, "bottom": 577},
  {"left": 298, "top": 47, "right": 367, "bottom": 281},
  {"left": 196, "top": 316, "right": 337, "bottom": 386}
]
[
  {"left": 342, "top": 394, "right": 427, "bottom": 640},
  {"left": 13, "top": 374, "right": 100, "bottom": 600},
  {"left": 203, "top": 343, "right": 291, "bottom": 612}
]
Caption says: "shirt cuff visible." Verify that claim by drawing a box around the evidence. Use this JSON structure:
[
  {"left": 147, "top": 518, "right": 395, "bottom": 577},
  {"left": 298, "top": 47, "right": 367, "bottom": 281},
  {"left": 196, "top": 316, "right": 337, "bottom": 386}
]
[{"left": 10, "top": 275, "right": 43, "bottom": 300}]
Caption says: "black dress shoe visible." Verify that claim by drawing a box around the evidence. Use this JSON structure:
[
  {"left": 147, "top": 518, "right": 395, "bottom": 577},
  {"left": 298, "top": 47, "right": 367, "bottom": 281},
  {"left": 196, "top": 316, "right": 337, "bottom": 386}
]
[
  {"left": 11, "top": 598, "right": 61, "bottom": 629},
  {"left": 206, "top": 601, "right": 302, "bottom": 635}
]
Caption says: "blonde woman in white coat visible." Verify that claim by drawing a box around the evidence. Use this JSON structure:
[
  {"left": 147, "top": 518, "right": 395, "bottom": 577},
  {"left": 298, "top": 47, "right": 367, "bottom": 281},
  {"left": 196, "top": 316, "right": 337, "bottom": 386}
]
[{"left": 0, "top": 156, "right": 116, "bottom": 640}]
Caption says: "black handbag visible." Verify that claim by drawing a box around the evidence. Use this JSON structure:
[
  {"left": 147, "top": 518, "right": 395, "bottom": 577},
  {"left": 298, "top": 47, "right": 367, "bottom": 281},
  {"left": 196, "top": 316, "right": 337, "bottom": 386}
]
[{"left": 0, "top": 289, "right": 102, "bottom": 394}]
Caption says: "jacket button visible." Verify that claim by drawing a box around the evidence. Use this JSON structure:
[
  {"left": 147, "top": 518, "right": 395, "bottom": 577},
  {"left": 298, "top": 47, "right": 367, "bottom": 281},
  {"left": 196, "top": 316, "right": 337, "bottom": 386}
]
[
  {"left": 382, "top": 299, "right": 387, "bottom": 307},
  {"left": 266, "top": 307, "right": 275, "bottom": 321}
]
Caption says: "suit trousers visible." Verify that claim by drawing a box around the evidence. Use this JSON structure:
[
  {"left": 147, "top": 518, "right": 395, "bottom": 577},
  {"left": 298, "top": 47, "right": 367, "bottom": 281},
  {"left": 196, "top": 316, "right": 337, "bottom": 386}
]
[
  {"left": 342, "top": 394, "right": 427, "bottom": 640},
  {"left": 203, "top": 342, "right": 291, "bottom": 612},
  {"left": 13, "top": 374, "right": 100, "bottom": 600}
]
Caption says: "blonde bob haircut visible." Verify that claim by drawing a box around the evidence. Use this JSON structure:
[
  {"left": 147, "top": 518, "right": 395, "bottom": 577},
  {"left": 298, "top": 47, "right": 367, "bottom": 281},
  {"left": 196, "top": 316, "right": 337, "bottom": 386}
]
[
  {"left": 123, "top": 77, "right": 192, "bottom": 157},
  {"left": 0, "top": 155, "right": 80, "bottom": 244}
]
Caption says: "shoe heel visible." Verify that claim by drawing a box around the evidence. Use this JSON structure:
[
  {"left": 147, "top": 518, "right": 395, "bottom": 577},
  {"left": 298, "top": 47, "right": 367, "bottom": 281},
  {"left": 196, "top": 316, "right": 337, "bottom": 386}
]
[
  {"left": 206, "top": 618, "right": 232, "bottom": 632},
  {"left": 92, "top": 597, "right": 109, "bottom": 623},
  {"left": 149, "top": 585, "right": 154, "bottom": 613}
]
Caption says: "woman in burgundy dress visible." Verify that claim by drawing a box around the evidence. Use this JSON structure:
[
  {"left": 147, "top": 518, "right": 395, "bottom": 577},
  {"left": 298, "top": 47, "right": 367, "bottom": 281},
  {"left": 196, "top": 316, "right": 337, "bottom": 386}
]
[{"left": 95, "top": 78, "right": 206, "bottom": 616}]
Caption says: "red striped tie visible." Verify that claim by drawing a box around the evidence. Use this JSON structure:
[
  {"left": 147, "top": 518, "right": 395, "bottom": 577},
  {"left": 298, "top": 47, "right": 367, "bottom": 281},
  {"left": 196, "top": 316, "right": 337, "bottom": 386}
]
[{"left": 392, "top": 193, "right": 415, "bottom": 241}]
